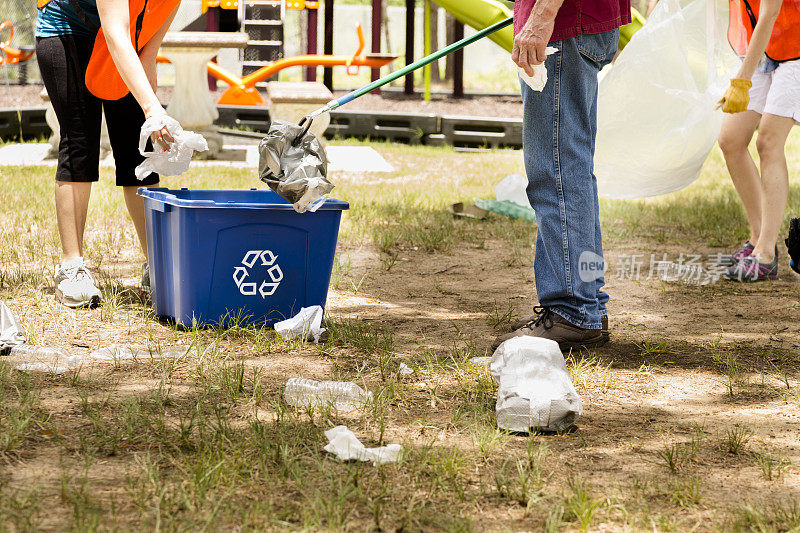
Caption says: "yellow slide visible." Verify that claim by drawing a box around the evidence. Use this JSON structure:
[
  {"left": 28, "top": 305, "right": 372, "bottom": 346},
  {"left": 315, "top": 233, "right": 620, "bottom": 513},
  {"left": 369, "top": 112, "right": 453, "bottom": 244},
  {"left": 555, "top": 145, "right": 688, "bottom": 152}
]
[{"left": 433, "top": 0, "right": 514, "bottom": 52}]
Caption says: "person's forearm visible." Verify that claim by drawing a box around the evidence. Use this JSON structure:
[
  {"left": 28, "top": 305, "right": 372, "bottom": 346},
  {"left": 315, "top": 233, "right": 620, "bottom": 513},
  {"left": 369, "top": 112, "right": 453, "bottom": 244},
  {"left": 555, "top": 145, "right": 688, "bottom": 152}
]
[
  {"left": 736, "top": 0, "right": 781, "bottom": 79},
  {"left": 138, "top": 6, "right": 178, "bottom": 92},
  {"left": 526, "top": 0, "right": 565, "bottom": 27},
  {"left": 103, "top": 26, "right": 162, "bottom": 115}
]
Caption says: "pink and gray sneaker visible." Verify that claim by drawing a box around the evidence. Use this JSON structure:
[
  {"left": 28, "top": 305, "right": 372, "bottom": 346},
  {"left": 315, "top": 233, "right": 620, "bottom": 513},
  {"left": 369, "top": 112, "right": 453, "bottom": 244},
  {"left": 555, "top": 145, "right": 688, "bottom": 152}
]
[
  {"left": 723, "top": 253, "right": 778, "bottom": 282},
  {"left": 717, "top": 241, "right": 754, "bottom": 266}
]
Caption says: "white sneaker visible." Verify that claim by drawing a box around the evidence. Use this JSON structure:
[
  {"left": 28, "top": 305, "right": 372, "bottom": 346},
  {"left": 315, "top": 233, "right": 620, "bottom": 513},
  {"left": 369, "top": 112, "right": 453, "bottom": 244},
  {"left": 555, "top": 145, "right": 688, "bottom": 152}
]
[
  {"left": 54, "top": 258, "right": 102, "bottom": 308},
  {"left": 141, "top": 262, "right": 151, "bottom": 299}
]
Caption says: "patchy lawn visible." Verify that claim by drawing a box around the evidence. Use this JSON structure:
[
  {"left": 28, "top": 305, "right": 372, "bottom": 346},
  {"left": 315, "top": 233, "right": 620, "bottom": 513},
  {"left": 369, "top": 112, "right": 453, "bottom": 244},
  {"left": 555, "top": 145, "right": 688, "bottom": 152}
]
[{"left": 1, "top": 133, "right": 799, "bottom": 531}]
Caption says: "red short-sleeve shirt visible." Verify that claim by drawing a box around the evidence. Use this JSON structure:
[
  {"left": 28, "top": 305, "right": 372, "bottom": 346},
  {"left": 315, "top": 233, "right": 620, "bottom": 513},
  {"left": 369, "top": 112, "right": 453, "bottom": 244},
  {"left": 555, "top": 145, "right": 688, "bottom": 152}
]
[{"left": 514, "top": 0, "right": 632, "bottom": 42}]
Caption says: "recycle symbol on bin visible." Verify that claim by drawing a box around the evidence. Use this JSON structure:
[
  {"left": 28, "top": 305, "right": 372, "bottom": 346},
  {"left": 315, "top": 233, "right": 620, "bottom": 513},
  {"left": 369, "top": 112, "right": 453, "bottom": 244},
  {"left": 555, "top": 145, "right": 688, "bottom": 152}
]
[{"left": 232, "top": 250, "right": 283, "bottom": 298}]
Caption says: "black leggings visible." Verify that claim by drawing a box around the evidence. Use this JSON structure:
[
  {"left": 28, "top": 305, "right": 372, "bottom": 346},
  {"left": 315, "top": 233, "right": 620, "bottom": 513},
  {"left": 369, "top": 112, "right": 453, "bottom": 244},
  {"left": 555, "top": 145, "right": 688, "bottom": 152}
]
[{"left": 36, "top": 34, "right": 159, "bottom": 186}]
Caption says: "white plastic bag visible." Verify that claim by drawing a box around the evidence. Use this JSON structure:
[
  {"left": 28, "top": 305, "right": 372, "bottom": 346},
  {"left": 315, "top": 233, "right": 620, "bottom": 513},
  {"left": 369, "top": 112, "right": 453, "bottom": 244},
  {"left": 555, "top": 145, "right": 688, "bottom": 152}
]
[
  {"left": 494, "top": 174, "right": 530, "bottom": 208},
  {"left": 274, "top": 305, "right": 326, "bottom": 342},
  {"left": 594, "top": 0, "right": 737, "bottom": 198},
  {"left": 491, "top": 336, "right": 582, "bottom": 432},
  {"left": 518, "top": 46, "right": 559, "bottom": 91},
  {"left": 323, "top": 426, "right": 402, "bottom": 465},
  {"left": 135, "top": 115, "right": 208, "bottom": 180}
]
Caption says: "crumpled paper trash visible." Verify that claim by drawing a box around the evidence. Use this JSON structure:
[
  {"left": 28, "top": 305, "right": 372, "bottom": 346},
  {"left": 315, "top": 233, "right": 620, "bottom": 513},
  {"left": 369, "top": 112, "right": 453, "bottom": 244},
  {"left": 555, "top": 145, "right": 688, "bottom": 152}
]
[
  {"left": 518, "top": 47, "right": 559, "bottom": 91},
  {"left": 0, "top": 302, "right": 25, "bottom": 352},
  {"left": 323, "top": 425, "right": 403, "bottom": 465},
  {"left": 274, "top": 305, "right": 326, "bottom": 342},
  {"left": 491, "top": 336, "right": 582, "bottom": 433},
  {"left": 399, "top": 362, "right": 413, "bottom": 375},
  {"left": 258, "top": 119, "right": 334, "bottom": 213},
  {"left": 135, "top": 115, "right": 208, "bottom": 180}
]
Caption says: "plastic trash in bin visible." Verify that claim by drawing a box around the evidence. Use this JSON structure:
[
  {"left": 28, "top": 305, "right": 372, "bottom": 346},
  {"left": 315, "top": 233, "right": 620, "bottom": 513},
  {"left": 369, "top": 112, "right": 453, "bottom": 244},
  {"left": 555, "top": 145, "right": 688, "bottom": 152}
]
[
  {"left": 491, "top": 336, "right": 582, "bottom": 433},
  {"left": 259, "top": 119, "right": 334, "bottom": 213}
]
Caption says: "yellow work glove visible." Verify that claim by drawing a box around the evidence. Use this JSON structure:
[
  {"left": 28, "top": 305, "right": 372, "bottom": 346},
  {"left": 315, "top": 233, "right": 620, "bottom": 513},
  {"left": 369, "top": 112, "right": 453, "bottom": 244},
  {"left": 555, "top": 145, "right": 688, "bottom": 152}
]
[{"left": 716, "top": 78, "right": 752, "bottom": 114}]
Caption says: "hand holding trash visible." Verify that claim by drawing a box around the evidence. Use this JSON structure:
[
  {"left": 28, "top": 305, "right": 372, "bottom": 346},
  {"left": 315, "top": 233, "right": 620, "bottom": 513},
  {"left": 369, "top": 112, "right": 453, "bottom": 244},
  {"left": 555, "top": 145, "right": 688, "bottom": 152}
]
[
  {"left": 146, "top": 110, "right": 175, "bottom": 151},
  {"left": 716, "top": 78, "right": 752, "bottom": 113},
  {"left": 518, "top": 47, "right": 558, "bottom": 91},
  {"left": 134, "top": 115, "right": 208, "bottom": 180}
]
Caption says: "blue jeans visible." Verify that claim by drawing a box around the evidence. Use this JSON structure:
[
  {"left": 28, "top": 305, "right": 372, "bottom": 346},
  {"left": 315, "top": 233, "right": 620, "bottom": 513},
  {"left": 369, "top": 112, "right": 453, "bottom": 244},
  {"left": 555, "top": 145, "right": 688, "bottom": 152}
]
[{"left": 521, "top": 30, "right": 618, "bottom": 329}]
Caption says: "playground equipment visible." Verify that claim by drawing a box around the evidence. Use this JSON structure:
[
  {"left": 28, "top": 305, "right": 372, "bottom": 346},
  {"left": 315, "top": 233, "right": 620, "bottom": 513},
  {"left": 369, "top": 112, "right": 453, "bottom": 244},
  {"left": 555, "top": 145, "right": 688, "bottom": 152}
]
[
  {"left": 293, "top": 17, "right": 513, "bottom": 142},
  {"left": 619, "top": 8, "right": 646, "bottom": 49},
  {"left": 0, "top": 21, "right": 35, "bottom": 66},
  {"left": 156, "top": 22, "right": 396, "bottom": 106},
  {"left": 398, "top": 0, "right": 644, "bottom": 98}
]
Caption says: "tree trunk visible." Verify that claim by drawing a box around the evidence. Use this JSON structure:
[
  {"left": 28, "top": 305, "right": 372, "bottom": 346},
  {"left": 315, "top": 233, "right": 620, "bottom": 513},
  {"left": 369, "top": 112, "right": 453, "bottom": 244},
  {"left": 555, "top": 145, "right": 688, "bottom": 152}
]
[
  {"left": 382, "top": 1, "right": 394, "bottom": 73},
  {"left": 444, "top": 12, "right": 454, "bottom": 81},
  {"left": 429, "top": 4, "right": 441, "bottom": 82}
]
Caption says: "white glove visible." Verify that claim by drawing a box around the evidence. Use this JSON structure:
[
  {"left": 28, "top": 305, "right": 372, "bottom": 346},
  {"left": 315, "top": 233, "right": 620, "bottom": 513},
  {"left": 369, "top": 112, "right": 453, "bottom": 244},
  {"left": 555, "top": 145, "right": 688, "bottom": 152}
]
[{"left": 135, "top": 115, "right": 208, "bottom": 180}]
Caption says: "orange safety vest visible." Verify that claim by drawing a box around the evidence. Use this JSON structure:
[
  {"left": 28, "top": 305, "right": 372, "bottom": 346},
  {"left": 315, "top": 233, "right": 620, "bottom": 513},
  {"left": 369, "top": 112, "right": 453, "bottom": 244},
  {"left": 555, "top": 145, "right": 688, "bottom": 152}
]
[
  {"left": 728, "top": 0, "right": 800, "bottom": 62},
  {"left": 37, "top": 0, "right": 178, "bottom": 100}
]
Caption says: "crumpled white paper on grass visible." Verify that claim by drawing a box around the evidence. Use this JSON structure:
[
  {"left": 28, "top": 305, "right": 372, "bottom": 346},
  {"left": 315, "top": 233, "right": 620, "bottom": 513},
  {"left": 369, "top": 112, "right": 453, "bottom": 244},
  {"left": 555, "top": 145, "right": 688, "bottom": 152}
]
[
  {"left": 323, "top": 426, "right": 402, "bottom": 465},
  {"left": 135, "top": 115, "right": 208, "bottom": 180},
  {"left": 0, "top": 302, "right": 25, "bottom": 351},
  {"left": 491, "top": 336, "right": 582, "bottom": 433},
  {"left": 518, "top": 47, "right": 559, "bottom": 92},
  {"left": 274, "top": 305, "right": 326, "bottom": 342}
]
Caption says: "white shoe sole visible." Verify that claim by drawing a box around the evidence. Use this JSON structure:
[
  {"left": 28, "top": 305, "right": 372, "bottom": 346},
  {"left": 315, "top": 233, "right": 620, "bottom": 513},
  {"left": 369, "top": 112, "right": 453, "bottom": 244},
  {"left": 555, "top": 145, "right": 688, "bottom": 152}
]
[{"left": 55, "top": 289, "right": 102, "bottom": 309}]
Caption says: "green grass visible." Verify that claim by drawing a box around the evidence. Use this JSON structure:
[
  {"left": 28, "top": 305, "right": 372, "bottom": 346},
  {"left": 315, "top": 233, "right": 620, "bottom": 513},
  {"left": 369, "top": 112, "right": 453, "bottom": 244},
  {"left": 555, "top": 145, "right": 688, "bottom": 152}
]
[{"left": 0, "top": 132, "right": 799, "bottom": 530}]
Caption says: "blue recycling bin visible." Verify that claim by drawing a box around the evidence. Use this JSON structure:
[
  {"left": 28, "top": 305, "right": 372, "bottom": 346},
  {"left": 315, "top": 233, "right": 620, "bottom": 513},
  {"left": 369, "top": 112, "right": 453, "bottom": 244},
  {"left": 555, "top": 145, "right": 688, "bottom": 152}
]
[{"left": 138, "top": 187, "right": 349, "bottom": 327}]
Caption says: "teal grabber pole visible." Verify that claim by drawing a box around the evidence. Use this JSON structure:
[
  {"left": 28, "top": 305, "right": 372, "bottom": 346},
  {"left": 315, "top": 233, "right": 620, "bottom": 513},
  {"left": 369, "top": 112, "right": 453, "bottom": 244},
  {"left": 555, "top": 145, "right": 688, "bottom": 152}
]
[{"left": 292, "top": 16, "right": 513, "bottom": 145}]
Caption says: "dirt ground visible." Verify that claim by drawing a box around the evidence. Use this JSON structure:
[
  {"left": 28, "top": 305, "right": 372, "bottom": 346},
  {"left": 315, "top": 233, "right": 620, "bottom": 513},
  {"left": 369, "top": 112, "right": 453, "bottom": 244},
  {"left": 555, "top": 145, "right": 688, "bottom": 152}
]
[
  {"left": 1, "top": 143, "right": 799, "bottom": 530},
  {"left": 4, "top": 237, "right": 799, "bottom": 530}
]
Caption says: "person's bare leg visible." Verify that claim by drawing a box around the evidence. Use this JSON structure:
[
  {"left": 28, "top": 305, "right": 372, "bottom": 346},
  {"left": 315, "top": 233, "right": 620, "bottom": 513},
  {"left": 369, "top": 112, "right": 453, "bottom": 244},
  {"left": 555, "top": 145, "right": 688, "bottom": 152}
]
[
  {"left": 718, "top": 110, "right": 764, "bottom": 245},
  {"left": 123, "top": 184, "right": 157, "bottom": 257},
  {"left": 752, "top": 113, "right": 795, "bottom": 263},
  {"left": 55, "top": 181, "right": 93, "bottom": 261}
]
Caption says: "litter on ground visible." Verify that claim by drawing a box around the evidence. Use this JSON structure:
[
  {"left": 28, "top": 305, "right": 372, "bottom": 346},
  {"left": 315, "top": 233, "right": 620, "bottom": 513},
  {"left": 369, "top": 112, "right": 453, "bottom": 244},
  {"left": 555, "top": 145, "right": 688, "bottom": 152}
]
[
  {"left": 274, "top": 305, "right": 327, "bottom": 342},
  {"left": 323, "top": 425, "right": 403, "bottom": 465},
  {"left": 0, "top": 302, "right": 25, "bottom": 352},
  {"left": 284, "top": 378, "right": 372, "bottom": 411},
  {"left": 491, "top": 336, "right": 582, "bottom": 433}
]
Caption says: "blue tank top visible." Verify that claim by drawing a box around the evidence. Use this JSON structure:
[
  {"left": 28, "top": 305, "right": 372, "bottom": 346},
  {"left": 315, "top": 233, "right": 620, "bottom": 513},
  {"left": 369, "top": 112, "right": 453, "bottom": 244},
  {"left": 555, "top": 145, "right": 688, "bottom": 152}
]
[{"left": 35, "top": 0, "right": 100, "bottom": 39}]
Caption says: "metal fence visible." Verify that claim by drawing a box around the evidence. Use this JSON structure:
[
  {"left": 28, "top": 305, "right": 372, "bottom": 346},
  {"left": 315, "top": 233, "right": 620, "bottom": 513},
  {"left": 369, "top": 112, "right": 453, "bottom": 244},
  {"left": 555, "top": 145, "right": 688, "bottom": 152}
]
[{"left": 0, "top": 0, "right": 39, "bottom": 84}]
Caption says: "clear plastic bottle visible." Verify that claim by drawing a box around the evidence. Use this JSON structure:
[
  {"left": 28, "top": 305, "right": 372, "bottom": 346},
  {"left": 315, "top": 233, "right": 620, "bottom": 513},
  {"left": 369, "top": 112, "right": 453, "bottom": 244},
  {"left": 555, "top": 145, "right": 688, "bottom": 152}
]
[
  {"left": 10, "top": 345, "right": 70, "bottom": 359},
  {"left": 9, "top": 345, "right": 79, "bottom": 373},
  {"left": 284, "top": 378, "right": 372, "bottom": 411},
  {"left": 89, "top": 344, "right": 148, "bottom": 360}
]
